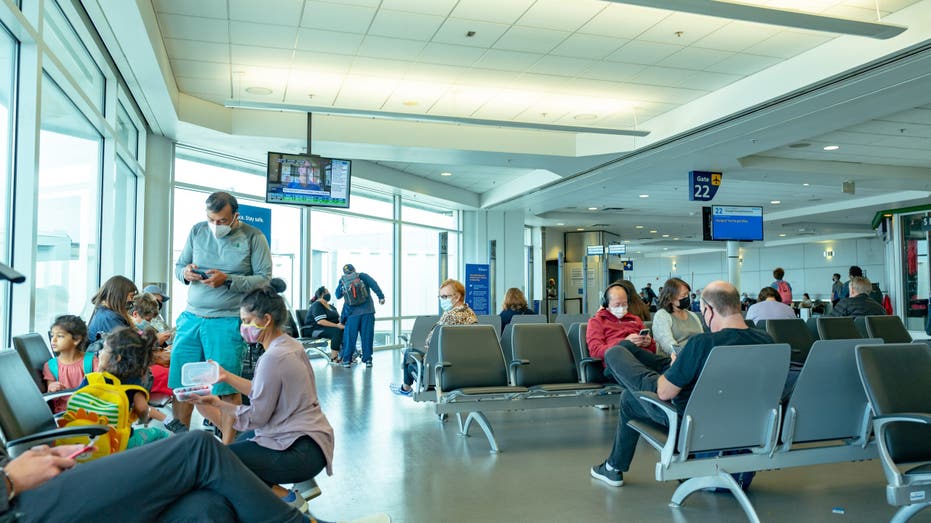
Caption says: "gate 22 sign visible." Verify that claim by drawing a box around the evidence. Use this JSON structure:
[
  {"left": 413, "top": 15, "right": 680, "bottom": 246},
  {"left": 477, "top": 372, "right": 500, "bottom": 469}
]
[{"left": 688, "top": 171, "right": 722, "bottom": 201}]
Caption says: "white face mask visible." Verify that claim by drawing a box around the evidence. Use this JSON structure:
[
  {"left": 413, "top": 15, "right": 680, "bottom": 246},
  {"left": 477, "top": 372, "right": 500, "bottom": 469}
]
[
  {"left": 609, "top": 306, "right": 627, "bottom": 318},
  {"left": 209, "top": 222, "right": 232, "bottom": 239},
  {"left": 439, "top": 297, "right": 453, "bottom": 311}
]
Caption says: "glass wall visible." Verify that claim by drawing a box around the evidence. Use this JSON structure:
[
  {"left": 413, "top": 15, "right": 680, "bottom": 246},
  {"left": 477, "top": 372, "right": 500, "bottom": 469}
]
[
  {"left": 902, "top": 212, "right": 930, "bottom": 331},
  {"left": 34, "top": 75, "right": 102, "bottom": 329},
  {"left": 0, "top": 26, "right": 14, "bottom": 343}
]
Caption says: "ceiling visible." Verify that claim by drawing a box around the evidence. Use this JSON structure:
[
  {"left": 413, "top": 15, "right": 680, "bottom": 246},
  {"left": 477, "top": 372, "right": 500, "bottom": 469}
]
[{"left": 91, "top": 0, "right": 931, "bottom": 256}]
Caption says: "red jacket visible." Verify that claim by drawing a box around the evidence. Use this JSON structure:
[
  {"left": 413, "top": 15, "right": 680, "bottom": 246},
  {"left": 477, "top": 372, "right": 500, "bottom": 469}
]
[{"left": 586, "top": 308, "right": 655, "bottom": 366}]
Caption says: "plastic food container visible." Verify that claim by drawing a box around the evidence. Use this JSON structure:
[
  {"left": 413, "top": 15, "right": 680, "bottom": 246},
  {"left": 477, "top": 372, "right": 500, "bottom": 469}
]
[{"left": 173, "top": 361, "right": 219, "bottom": 401}]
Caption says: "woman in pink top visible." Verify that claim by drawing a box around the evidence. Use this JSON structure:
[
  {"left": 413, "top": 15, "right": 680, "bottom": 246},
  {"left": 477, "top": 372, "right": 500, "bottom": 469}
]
[
  {"left": 42, "top": 315, "right": 97, "bottom": 413},
  {"left": 189, "top": 286, "right": 335, "bottom": 515}
]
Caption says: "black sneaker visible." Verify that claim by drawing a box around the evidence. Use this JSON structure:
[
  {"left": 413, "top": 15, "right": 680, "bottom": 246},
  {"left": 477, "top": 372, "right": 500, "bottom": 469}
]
[
  {"left": 164, "top": 418, "right": 188, "bottom": 434},
  {"left": 365, "top": 361, "right": 373, "bottom": 368},
  {"left": 591, "top": 462, "right": 624, "bottom": 486}
]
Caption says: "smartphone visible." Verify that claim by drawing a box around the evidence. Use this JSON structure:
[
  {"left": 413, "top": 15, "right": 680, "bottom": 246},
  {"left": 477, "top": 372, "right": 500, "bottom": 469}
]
[
  {"left": 191, "top": 269, "right": 209, "bottom": 279},
  {"left": 639, "top": 329, "right": 651, "bottom": 337},
  {"left": 66, "top": 437, "right": 98, "bottom": 459}
]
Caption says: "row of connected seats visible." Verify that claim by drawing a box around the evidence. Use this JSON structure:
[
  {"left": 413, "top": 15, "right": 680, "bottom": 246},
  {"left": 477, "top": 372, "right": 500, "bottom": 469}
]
[
  {"left": 428, "top": 323, "right": 621, "bottom": 453},
  {"left": 627, "top": 339, "right": 931, "bottom": 523}
]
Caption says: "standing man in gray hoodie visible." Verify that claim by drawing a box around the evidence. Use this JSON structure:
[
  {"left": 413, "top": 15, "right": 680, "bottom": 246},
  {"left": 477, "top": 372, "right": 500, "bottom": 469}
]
[{"left": 169, "top": 192, "right": 272, "bottom": 442}]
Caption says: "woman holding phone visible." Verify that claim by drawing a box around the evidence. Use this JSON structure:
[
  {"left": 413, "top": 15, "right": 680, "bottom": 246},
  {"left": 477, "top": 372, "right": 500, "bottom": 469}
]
[{"left": 651, "top": 277, "right": 703, "bottom": 356}]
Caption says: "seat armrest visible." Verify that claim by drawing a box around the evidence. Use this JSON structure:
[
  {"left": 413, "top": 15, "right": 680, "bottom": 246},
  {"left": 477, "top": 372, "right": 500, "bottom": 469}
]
[
  {"left": 873, "top": 413, "right": 931, "bottom": 425},
  {"left": 871, "top": 413, "right": 931, "bottom": 488},
  {"left": 398, "top": 334, "right": 410, "bottom": 347},
  {"left": 43, "top": 389, "right": 76, "bottom": 402},
  {"left": 633, "top": 391, "right": 680, "bottom": 467},
  {"left": 578, "top": 357, "right": 602, "bottom": 383},
  {"left": 434, "top": 361, "right": 451, "bottom": 398},
  {"left": 6, "top": 425, "right": 110, "bottom": 457},
  {"left": 508, "top": 359, "right": 529, "bottom": 385},
  {"left": 300, "top": 326, "right": 315, "bottom": 338}
]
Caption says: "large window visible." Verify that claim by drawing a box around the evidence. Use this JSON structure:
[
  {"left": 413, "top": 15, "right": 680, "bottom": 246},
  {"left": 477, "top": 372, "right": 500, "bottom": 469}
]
[
  {"left": 34, "top": 75, "right": 102, "bottom": 329},
  {"left": 175, "top": 154, "right": 265, "bottom": 196},
  {"left": 43, "top": 0, "right": 105, "bottom": 111},
  {"left": 0, "top": 27, "right": 14, "bottom": 342}
]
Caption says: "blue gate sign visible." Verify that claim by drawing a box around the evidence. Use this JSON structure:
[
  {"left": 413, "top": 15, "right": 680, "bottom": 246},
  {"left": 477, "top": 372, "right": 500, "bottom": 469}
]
[
  {"left": 465, "top": 264, "right": 490, "bottom": 315},
  {"left": 623, "top": 260, "right": 633, "bottom": 271},
  {"left": 689, "top": 171, "right": 722, "bottom": 201},
  {"left": 238, "top": 204, "right": 272, "bottom": 246}
]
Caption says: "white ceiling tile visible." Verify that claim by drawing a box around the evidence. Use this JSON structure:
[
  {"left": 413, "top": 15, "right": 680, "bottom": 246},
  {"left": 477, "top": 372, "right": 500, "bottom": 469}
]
[
  {"left": 551, "top": 34, "right": 627, "bottom": 60},
  {"left": 579, "top": 4, "right": 670, "bottom": 39},
  {"left": 692, "top": 21, "right": 779, "bottom": 53},
  {"left": 301, "top": 2, "right": 376, "bottom": 33},
  {"left": 677, "top": 70, "right": 742, "bottom": 90},
  {"left": 154, "top": 0, "right": 228, "bottom": 18},
  {"left": 454, "top": 68, "right": 521, "bottom": 88},
  {"left": 527, "top": 55, "right": 596, "bottom": 77},
  {"left": 429, "top": 88, "right": 496, "bottom": 117},
  {"left": 473, "top": 93, "right": 536, "bottom": 120},
  {"left": 514, "top": 105, "right": 571, "bottom": 124},
  {"left": 516, "top": 0, "right": 607, "bottom": 32},
  {"left": 606, "top": 41, "right": 683, "bottom": 65},
  {"left": 284, "top": 90, "right": 337, "bottom": 106},
  {"left": 349, "top": 57, "right": 412, "bottom": 78},
  {"left": 334, "top": 75, "right": 398, "bottom": 109},
  {"left": 405, "top": 63, "right": 467, "bottom": 83},
  {"left": 318, "top": 0, "right": 381, "bottom": 6},
  {"left": 633, "top": 66, "right": 696, "bottom": 88},
  {"left": 171, "top": 60, "right": 230, "bottom": 79},
  {"left": 417, "top": 43, "right": 485, "bottom": 67},
  {"left": 382, "top": 81, "right": 450, "bottom": 112},
  {"left": 296, "top": 28, "right": 363, "bottom": 55},
  {"left": 228, "top": 0, "right": 302, "bottom": 25},
  {"left": 637, "top": 12, "right": 729, "bottom": 46},
  {"left": 704, "top": 53, "right": 783, "bottom": 76},
  {"left": 880, "top": 107, "right": 931, "bottom": 126},
  {"left": 157, "top": 14, "right": 229, "bottom": 43},
  {"left": 229, "top": 21, "right": 297, "bottom": 49},
  {"left": 230, "top": 65, "right": 290, "bottom": 94},
  {"left": 356, "top": 36, "right": 426, "bottom": 60},
  {"left": 449, "top": 0, "right": 535, "bottom": 24},
  {"left": 432, "top": 18, "right": 510, "bottom": 48},
  {"left": 286, "top": 70, "right": 344, "bottom": 102},
  {"left": 381, "top": 0, "right": 458, "bottom": 16},
  {"left": 659, "top": 47, "right": 733, "bottom": 70},
  {"left": 576, "top": 61, "right": 644, "bottom": 83},
  {"left": 512, "top": 73, "right": 575, "bottom": 92},
  {"left": 743, "top": 31, "right": 834, "bottom": 59},
  {"left": 291, "top": 51, "right": 353, "bottom": 74},
  {"left": 164, "top": 38, "right": 229, "bottom": 63},
  {"left": 822, "top": 4, "right": 886, "bottom": 22},
  {"left": 230, "top": 45, "right": 294, "bottom": 68},
  {"left": 369, "top": 10, "right": 444, "bottom": 40},
  {"left": 473, "top": 49, "right": 541, "bottom": 72},
  {"left": 176, "top": 76, "right": 230, "bottom": 95},
  {"left": 494, "top": 26, "right": 570, "bottom": 54}
]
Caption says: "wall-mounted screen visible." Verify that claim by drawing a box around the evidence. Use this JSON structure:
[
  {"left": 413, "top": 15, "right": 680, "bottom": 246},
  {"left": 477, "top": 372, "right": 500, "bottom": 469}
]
[
  {"left": 266, "top": 152, "right": 351, "bottom": 208},
  {"left": 703, "top": 205, "right": 764, "bottom": 241}
]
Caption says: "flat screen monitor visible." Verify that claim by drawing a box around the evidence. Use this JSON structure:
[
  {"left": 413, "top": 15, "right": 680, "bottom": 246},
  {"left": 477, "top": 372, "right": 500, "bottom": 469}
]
[
  {"left": 704, "top": 205, "right": 764, "bottom": 241},
  {"left": 266, "top": 152, "right": 351, "bottom": 208}
]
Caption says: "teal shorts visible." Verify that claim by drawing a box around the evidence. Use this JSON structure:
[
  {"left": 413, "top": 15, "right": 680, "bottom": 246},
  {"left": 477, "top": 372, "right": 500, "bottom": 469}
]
[{"left": 168, "top": 311, "right": 244, "bottom": 397}]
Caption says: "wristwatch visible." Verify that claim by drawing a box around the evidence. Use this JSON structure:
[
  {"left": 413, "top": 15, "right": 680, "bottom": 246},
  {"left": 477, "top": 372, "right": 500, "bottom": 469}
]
[{"left": 0, "top": 468, "right": 15, "bottom": 501}]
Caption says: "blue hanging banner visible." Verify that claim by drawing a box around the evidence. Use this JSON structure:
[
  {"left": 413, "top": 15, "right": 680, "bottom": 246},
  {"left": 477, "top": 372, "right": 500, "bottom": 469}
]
[
  {"left": 689, "top": 171, "right": 722, "bottom": 201},
  {"left": 238, "top": 204, "right": 272, "bottom": 246},
  {"left": 465, "top": 264, "right": 490, "bottom": 315}
]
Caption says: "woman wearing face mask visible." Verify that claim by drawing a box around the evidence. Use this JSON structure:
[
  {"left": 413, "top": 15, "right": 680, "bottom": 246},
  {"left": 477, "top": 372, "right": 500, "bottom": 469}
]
[
  {"left": 650, "top": 278, "right": 703, "bottom": 357},
  {"left": 586, "top": 282, "right": 656, "bottom": 372},
  {"left": 188, "top": 286, "right": 340, "bottom": 517},
  {"left": 305, "top": 286, "right": 344, "bottom": 362},
  {"left": 87, "top": 275, "right": 139, "bottom": 350},
  {"left": 390, "top": 279, "right": 477, "bottom": 396}
]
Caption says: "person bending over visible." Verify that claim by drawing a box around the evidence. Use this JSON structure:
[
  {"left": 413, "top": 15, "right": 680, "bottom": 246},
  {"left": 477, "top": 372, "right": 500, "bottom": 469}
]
[{"left": 390, "top": 279, "right": 477, "bottom": 396}]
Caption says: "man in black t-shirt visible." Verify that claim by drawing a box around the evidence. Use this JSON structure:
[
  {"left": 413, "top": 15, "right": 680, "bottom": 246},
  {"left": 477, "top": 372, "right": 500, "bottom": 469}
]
[{"left": 591, "top": 280, "right": 774, "bottom": 487}]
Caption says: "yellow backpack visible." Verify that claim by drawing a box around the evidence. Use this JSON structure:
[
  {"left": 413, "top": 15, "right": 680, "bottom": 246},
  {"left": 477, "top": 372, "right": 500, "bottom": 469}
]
[{"left": 56, "top": 372, "right": 148, "bottom": 461}]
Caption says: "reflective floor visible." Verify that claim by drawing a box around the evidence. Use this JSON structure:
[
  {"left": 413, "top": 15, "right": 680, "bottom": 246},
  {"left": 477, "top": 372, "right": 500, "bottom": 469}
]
[{"left": 303, "top": 349, "right": 926, "bottom": 523}]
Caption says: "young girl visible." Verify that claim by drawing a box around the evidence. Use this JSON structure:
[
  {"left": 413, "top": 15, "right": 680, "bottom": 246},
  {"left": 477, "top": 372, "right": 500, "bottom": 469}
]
[
  {"left": 89, "top": 326, "right": 170, "bottom": 447},
  {"left": 43, "top": 315, "right": 97, "bottom": 413}
]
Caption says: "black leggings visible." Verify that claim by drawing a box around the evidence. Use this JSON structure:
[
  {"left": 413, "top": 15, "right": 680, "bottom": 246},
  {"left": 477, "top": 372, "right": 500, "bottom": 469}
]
[
  {"left": 317, "top": 325, "right": 344, "bottom": 354},
  {"left": 229, "top": 433, "right": 327, "bottom": 485}
]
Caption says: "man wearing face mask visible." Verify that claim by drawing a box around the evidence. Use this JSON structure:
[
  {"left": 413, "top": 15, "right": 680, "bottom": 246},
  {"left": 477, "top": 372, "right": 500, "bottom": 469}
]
[
  {"left": 170, "top": 191, "right": 272, "bottom": 440},
  {"left": 390, "top": 279, "right": 477, "bottom": 396},
  {"left": 586, "top": 282, "right": 656, "bottom": 376},
  {"left": 591, "top": 281, "right": 775, "bottom": 488}
]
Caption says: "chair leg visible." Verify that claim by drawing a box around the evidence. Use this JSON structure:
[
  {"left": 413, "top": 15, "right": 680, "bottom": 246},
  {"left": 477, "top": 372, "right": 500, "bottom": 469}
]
[
  {"left": 457, "top": 411, "right": 499, "bottom": 453},
  {"left": 671, "top": 471, "right": 761, "bottom": 523},
  {"left": 891, "top": 502, "right": 931, "bottom": 523}
]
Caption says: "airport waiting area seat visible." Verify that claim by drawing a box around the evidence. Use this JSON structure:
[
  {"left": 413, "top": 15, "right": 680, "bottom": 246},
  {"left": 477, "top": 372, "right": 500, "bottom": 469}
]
[
  {"left": 553, "top": 313, "right": 588, "bottom": 333},
  {"left": 864, "top": 315, "right": 914, "bottom": 344},
  {"left": 817, "top": 316, "right": 862, "bottom": 340},
  {"left": 566, "top": 322, "right": 610, "bottom": 384},
  {"left": 12, "top": 333, "right": 55, "bottom": 394},
  {"left": 400, "top": 315, "right": 441, "bottom": 402},
  {"left": 290, "top": 307, "right": 332, "bottom": 362},
  {"left": 474, "top": 315, "right": 502, "bottom": 335},
  {"left": 805, "top": 316, "right": 822, "bottom": 341},
  {"left": 765, "top": 319, "right": 816, "bottom": 364},
  {"left": 857, "top": 343, "right": 931, "bottom": 523},
  {"left": 509, "top": 314, "right": 547, "bottom": 326},
  {"left": 509, "top": 324, "right": 602, "bottom": 394}
]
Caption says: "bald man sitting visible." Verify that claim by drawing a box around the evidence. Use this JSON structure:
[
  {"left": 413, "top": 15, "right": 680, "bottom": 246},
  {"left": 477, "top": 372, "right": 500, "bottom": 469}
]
[{"left": 591, "top": 280, "right": 775, "bottom": 488}]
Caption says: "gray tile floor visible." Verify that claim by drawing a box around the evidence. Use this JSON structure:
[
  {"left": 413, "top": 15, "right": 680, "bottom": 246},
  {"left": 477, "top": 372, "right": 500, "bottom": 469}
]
[{"left": 304, "top": 349, "right": 927, "bottom": 523}]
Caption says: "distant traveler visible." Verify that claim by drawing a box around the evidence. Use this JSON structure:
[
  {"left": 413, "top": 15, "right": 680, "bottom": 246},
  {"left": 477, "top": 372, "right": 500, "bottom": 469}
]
[
  {"left": 831, "top": 273, "right": 844, "bottom": 306},
  {"left": 830, "top": 276, "right": 887, "bottom": 317},
  {"left": 745, "top": 287, "right": 797, "bottom": 324},
  {"left": 335, "top": 264, "right": 385, "bottom": 368},
  {"left": 306, "top": 286, "right": 344, "bottom": 363},
  {"left": 499, "top": 287, "right": 534, "bottom": 332},
  {"left": 770, "top": 267, "right": 793, "bottom": 305},
  {"left": 651, "top": 278, "right": 703, "bottom": 356}
]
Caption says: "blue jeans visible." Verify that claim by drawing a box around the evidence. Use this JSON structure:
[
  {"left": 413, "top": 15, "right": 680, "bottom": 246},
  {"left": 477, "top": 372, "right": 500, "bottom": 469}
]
[{"left": 341, "top": 312, "right": 375, "bottom": 362}]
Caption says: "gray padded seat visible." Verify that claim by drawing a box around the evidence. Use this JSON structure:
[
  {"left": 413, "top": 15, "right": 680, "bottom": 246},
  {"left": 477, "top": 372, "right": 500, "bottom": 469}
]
[
  {"left": 854, "top": 315, "right": 870, "bottom": 338},
  {"left": 856, "top": 343, "right": 931, "bottom": 523},
  {"left": 817, "top": 317, "right": 862, "bottom": 340},
  {"left": 436, "top": 325, "right": 525, "bottom": 395},
  {"left": 510, "top": 324, "right": 600, "bottom": 391},
  {"left": 865, "top": 315, "right": 913, "bottom": 343},
  {"left": 12, "top": 333, "right": 54, "bottom": 393},
  {"left": 754, "top": 319, "right": 768, "bottom": 331},
  {"left": 553, "top": 313, "right": 588, "bottom": 333},
  {"left": 766, "top": 319, "right": 816, "bottom": 364},
  {"left": 805, "top": 316, "right": 821, "bottom": 341},
  {"left": 509, "top": 314, "right": 546, "bottom": 326},
  {"left": 474, "top": 315, "right": 502, "bottom": 335},
  {"left": 566, "top": 322, "right": 609, "bottom": 383}
]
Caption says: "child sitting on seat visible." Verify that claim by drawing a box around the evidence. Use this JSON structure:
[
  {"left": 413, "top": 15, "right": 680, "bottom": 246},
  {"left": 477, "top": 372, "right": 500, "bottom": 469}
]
[
  {"left": 43, "top": 315, "right": 97, "bottom": 413},
  {"left": 82, "top": 326, "right": 170, "bottom": 447},
  {"left": 131, "top": 294, "right": 172, "bottom": 394}
]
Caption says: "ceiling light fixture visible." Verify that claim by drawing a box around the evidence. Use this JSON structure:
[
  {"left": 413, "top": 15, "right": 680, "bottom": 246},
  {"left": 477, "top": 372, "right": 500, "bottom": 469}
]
[
  {"left": 662, "top": 234, "right": 670, "bottom": 238},
  {"left": 635, "top": 225, "right": 644, "bottom": 229},
  {"left": 577, "top": 228, "right": 585, "bottom": 231},
  {"left": 244, "top": 86, "right": 273, "bottom": 95},
  {"left": 779, "top": 233, "right": 787, "bottom": 237},
  {"left": 823, "top": 145, "right": 840, "bottom": 151},
  {"left": 588, "top": 207, "right": 598, "bottom": 210},
  {"left": 803, "top": 183, "right": 810, "bottom": 186},
  {"left": 557, "top": 222, "right": 565, "bottom": 226},
  {"left": 770, "top": 200, "right": 781, "bottom": 204},
  {"left": 649, "top": 230, "right": 657, "bottom": 233},
  {"left": 402, "top": 100, "right": 419, "bottom": 107},
  {"left": 639, "top": 194, "right": 649, "bottom": 198},
  {"left": 574, "top": 114, "right": 598, "bottom": 120},
  {"left": 440, "top": 172, "right": 452, "bottom": 176}
]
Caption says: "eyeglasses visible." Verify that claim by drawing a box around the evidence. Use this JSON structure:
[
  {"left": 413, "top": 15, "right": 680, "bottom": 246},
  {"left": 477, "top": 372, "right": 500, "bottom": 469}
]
[{"left": 438, "top": 294, "right": 453, "bottom": 299}]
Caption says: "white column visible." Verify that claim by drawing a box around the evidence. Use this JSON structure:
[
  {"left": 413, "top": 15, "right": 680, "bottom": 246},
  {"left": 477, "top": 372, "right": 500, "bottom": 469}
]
[{"left": 727, "top": 241, "right": 741, "bottom": 290}]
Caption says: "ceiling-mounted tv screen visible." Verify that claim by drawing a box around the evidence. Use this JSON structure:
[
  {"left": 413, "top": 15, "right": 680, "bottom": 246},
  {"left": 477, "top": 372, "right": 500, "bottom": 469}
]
[
  {"left": 704, "top": 205, "right": 764, "bottom": 241},
  {"left": 266, "top": 152, "right": 351, "bottom": 208}
]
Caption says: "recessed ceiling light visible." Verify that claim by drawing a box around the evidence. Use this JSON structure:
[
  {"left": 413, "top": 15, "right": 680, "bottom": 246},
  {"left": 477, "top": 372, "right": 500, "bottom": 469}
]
[
  {"left": 779, "top": 233, "right": 787, "bottom": 237},
  {"left": 588, "top": 207, "right": 598, "bottom": 210},
  {"left": 577, "top": 228, "right": 585, "bottom": 231},
  {"left": 402, "top": 100, "right": 419, "bottom": 107},
  {"left": 245, "top": 86, "right": 273, "bottom": 95},
  {"left": 770, "top": 200, "right": 781, "bottom": 204},
  {"left": 823, "top": 145, "right": 840, "bottom": 151},
  {"left": 662, "top": 234, "right": 670, "bottom": 238},
  {"left": 639, "top": 194, "right": 649, "bottom": 198},
  {"left": 623, "top": 240, "right": 630, "bottom": 243},
  {"left": 803, "top": 183, "right": 810, "bottom": 186},
  {"left": 556, "top": 222, "right": 565, "bottom": 226},
  {"left": 663, "top": 247, "right": 669, "bottom": 250},
  {"left": 649, "top": 230, "right": 657, "bottom": 233},
  {"left": 673, "top": 237, "right": 679, "bottom": 240},
  {"left": 440, "top": 172, "right": 452, "bottom": 176},
  {"left": 574, "top": 113, "right": 598, "bottom": 121},
  {"left": 635, "top": 225, "right": 644, "bottom": 229}
]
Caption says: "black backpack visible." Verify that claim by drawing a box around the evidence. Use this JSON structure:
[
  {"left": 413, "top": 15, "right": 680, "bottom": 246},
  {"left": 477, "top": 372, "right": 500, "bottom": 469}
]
[{"left": 341, "top": 272, "right": 369, "bottom": 306}]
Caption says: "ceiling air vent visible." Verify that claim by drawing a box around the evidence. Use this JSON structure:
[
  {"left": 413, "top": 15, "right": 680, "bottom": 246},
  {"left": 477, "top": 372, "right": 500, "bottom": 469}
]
[{"left": 602, "top": 207, "right": 625, "bottom": 212}]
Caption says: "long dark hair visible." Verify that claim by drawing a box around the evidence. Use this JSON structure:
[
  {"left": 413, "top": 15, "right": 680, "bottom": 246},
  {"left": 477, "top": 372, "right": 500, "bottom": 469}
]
[
  {"left": 102, "top": 326, "right": 156, "bottom": 380},
  {"left": 91, "top": 275, "right": 138, "bottom": 328},
  {"left": 658, "top": 278, "right": 690, "bottom": 313},
  {"left": 50, "top": 315, "right": 89, "bottom": 352},
  {"left": 616, "top": 280, "right": 650, "bottom": 321}
]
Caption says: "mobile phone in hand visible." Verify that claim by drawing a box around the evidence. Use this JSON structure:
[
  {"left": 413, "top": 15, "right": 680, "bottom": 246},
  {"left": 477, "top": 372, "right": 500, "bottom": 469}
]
[
  {"left": 639, "top": 329, "right": 651, "bottom": 337},
  {"left": 191, "top": 269, "right": 209, "bottom": 279},
  {"left": 66, "top": 437, "right": 98, "bottom": 459}
]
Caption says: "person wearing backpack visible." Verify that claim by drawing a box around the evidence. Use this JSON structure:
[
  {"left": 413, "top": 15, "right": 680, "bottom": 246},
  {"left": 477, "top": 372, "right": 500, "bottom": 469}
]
[
  {"left": 769, "top": 267, "right": 793, "bottom": 305},
  {"left": 335, "top": 264, "right": 385, "bottom": 368}
]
